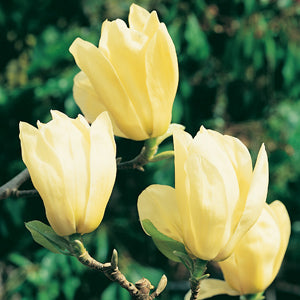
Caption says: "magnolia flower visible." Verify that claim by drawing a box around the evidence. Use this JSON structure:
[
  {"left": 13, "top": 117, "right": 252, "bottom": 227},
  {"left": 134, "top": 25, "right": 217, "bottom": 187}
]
[
  {"left": 19, "top": 111, "right": 116, "bottom": 236},
  {"left": 138, "top": 127, "right": 269, "bottom": 261},
  {"left": 184, "top": 201, "right": 291, "bottom": 299},
  {"left": 219, "top": 200, "right": 290, "bottom": 294},
  {"left": 69, "top": 4, "right": 178, "bottom": 141}
]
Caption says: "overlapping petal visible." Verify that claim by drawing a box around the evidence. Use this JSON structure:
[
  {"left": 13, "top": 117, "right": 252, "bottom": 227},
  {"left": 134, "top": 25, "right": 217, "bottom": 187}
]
[
  {"left": 20, "top": 111, "right": 116, "bottom": 236},
  {"left": 219, "top": 201, "right": 290, "bottom": 294},
  {"left": 139, "top": 126, "right": 269, "bottom": 262},
  {"left": 70, "top": 4, "right": 178, "bottom": 140}
]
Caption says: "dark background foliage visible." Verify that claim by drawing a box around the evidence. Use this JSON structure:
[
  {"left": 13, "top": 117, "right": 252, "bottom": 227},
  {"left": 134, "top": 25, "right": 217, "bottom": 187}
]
[{"left": 0, "top": 0, "right": 300, "bottom": 299}]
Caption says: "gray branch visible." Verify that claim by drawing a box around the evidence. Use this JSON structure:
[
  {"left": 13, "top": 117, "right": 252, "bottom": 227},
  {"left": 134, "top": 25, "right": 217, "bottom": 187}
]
[{"left": 0, "top": 169, "right": 38, "bottom": 200}]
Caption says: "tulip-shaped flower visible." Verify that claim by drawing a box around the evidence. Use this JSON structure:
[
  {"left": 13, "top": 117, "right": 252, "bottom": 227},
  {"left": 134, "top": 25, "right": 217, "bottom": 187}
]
[
  {"left": 138, "top": 126, "right": 269, "bottom": 262},
  {"left": 219, "top": 200, "right": 290, "bottom": 295},
  {"left": 69, "top": 4, "right": 178, "bottom": 141},
  {"left": 187, "top": 201, "right": 291, "bottom": 299},
  {"left": 19, "top": 111, "right": 116, "bottom": 236}
]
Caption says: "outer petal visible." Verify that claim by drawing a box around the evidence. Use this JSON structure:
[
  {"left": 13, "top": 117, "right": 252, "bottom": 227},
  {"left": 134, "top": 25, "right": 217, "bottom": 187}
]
[
  {"left": 184, "top": 129, "right": 240, "bottom": 260},
  {"left": 217, "top": 144, "right": 268, "bottom": 260},
  {"left": 73, "top": 71, "right": 127, "bottom": 138},
  {"left": 184, "top": 152, "right": 234, "bottom": 260},
  {"left": 219, "top": 204, "right": 282, "bottom": 294},
  {"left": 206, "top": 130, "right": 253, "bottom": 224},
  {"left": 205, "top": 128, "right": 256, "bottom": 260},
  {"left": 142, "top": 11, "right": 161, "bottom": 38},
  {"left": 99, "top": 20, "right": 153, "bottom": 136},
  {"left": 19, "top": 122, "right": 76, "bottom": 236},
  {"left": 39, "top": 111, "right": 90, "bottom": 231},
  {"left": 72, "top": 71, "right": 108, "bottom": 123},
  {"left": 77, "top": 112, "right": 116, "bottom": 234},
  {"left": 69, "top": 38, "right": 148, "bottom": 140},
  {"left": 146, "top": 23, "right": 178, "bottom": 137},
  {"left": 268, "top": 201, "right": 291, "bottom": 279},
  {"left": 173, "top": 130, "right": 193, "bottom": 239},
  {"left": 129, "top": 3, "right": 151, "bottom": 31},
  {"left": 137, "top": 184, "right": 183, "bottom": 244},
  {"left": 193, "top": 128, "right": 240, "bottom": 206},
  {"left": 184, "top": 279, "right": 239, "bottom": 300}
]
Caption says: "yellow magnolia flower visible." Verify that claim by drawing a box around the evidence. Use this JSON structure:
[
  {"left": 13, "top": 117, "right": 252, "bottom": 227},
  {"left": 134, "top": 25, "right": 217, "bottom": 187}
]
[
  {"left": 69, "top": 4, "right": 178, "bottom": 141},
  {"left": 219, "top": 200, "right": 291, "bottom": 295},
  {"left": 184, "top": 201, "right": 291, "bottom": 299},
  {"left": 138, "top": 126, "right": 269, "bottom": 261},
  {"left": 19, "top": 111, "right": 116, "bottom": 236}
]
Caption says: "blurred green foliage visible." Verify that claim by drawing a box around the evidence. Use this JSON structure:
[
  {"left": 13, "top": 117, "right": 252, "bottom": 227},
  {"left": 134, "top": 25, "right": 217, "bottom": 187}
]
[{"left": 1, "top": 0, "right": 300, "bottom": 299}]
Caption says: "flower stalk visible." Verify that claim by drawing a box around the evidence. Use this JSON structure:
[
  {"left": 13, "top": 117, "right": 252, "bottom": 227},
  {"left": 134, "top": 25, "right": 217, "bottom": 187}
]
[
  {"left": 117, "top": 124, "right": 183, "bottom": 171},
  {"left": 189, "top": 259, "right": 209, "bottom": 300},
  {"left": 240, "top": 292, "right": 265, "bottom": 300}
]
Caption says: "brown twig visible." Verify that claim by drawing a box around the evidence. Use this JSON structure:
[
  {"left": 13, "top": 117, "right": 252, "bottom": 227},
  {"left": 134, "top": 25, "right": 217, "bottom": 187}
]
[
  {"left": 0, "top": 168, "right": 38, "bottom": 200},
  {"left": 117, "top": 146, "right": 149, "bottom": 171},
  {"left": 189, "top": 277, "right": 201, "bottom": 300},
  {"left": 70, "top": 240, "right": 167, "bottom": 300}
]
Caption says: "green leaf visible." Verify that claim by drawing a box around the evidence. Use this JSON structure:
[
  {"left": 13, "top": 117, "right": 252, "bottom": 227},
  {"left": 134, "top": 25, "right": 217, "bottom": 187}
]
[
  {"left": 142, "top": 219, "right": 188, "bottom": 262},
  {"left": 25, "top": 220, "right": 71, "bottom": 255}
]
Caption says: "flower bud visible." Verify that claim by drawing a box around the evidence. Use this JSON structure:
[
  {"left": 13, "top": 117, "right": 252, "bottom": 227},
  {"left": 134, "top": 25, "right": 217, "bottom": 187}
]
[
  {"left": 138, "top": 126, "right": 269, "bottom": 261},
  {"left": 219, "top": 200, "right": 291, "bottom": 295},
  {"left": 69, "top": 4, "right": 178, "bottom": 141},
  {"left": 19, "top": 111, "right": 116, "bottom": 236}
]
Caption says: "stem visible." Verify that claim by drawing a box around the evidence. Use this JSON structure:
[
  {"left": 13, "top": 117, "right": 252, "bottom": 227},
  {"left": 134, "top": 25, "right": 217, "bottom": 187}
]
[
  {"left": 190, "top": 277, "right": 202, "bottom": 300},
  {"left": 117, "top": 145, "right": 150, "bottom": 171},
  {"left": 69, "top": 239, "right": 167, "bottom": 300},
  {"left": 117, "top": 137, "right": 159, "bottom": 171},
  {"left": 189, "top": 259, "right": 209, "bottom": 300},
  {"left": 240, "top": 292, "right": 265, "bottom": 300}
]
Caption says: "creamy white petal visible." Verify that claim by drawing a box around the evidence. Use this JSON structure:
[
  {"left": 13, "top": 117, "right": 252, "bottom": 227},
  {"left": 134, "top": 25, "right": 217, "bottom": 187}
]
[
  {"left": 138, "top": 184, "right": 183, "bottom": 243},
  {"left": 77, "top": 112, "right": 116, "bottom": 233}
]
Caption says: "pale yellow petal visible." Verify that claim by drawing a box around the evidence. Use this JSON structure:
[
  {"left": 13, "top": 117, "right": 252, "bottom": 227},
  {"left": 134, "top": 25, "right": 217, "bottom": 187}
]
[
  {"left": 221, "top": 135, "right": 253, "bottom": 241},
  {"left": 73, "top": 113, "right": 91, "bottom": 136},
  {"left": 128, "top": 3, "right": 151, "bottom": 31},
  {"left": 268, "top": 201, "right": 291, "bottom": 279},
  {"left": 142, "top": 11, "right": 160, "bottom": 38},
  {"left": 19, "top": 122, "right": 76, "bottom": 236},
  {"left": 207, "top": 130, "right": 252, "bottom": 203},
  {"left": 184, "top": 279, "right": 239, "bottom": 300},
  {"left": 217, "top": 144, "right": 268, "bottom": 260},
  {"left": 50, "top": 110, "right": 69, "bottom": 120},
  {"left": 137, "top": 184, "right": 183, "bottom": 243},
  {"left": 146, "top": 24, "right": 178, "bottom": 137},
  {"left": 73, "top": 71, "right": 127, "bottom": 138},
  {"left": 188, "top": 129, "right": 239, "bottom": 260},
  {"left": 184, "top": 153, "right": 232, "bottom": 260},
  {"left": 99, "top": 20, "right": 153, "bottom": 136},
  {"left": 219, "top": 205, "right": 281, "bottom": 294},
  {"left": 193, "top": 128, "right": 240, "bottom": 208},
  {"left": 77, "top": 112, "right": 116, "bottom": 234},
  {"left": 69, "top": 37, "right": 149, "bottom": 140},
  {"left": 39, "top": 113, "right": 90, "bottom": 231},
  {"left": 173, "top": 130, "right": 193, "bottom": 239},
  {"left": 72, "top": 71, "right": 107, "bottom": 123}
]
